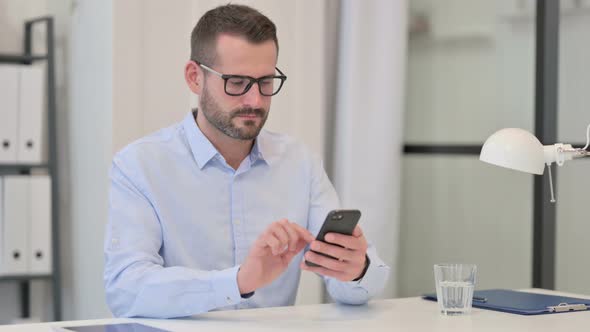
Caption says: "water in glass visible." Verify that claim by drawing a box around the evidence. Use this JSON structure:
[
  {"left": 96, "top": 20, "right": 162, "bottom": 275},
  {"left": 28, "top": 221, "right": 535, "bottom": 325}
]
[{"left": 437, "top": 281, "right": 474, "bottom": 315}]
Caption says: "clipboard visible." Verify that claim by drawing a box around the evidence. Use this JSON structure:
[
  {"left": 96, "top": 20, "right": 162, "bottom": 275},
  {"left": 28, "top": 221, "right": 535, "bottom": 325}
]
[{"left": 423, "top": 289, "right": 590, "bottom": 315}]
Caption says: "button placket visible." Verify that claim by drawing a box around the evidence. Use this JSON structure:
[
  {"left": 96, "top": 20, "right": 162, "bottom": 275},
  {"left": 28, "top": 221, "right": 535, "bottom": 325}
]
[{"left": 231, "top": 174, "right": 246, "bottom": 264}]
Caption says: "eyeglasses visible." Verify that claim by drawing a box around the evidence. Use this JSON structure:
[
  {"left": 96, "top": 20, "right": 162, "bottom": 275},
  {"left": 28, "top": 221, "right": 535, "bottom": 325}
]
[{"left": 198, "top": 62, "right": 287, "bottom": 96}]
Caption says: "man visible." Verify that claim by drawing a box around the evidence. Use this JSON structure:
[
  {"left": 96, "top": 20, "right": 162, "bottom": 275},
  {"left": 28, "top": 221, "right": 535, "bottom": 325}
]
[{"left": 104, "top": 4, "right": 389, "bottom": 318}]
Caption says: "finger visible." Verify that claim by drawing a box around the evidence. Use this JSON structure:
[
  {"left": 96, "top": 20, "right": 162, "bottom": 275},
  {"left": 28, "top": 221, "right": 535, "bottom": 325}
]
[
  {"left": 289, "top": 222, "right": 315, "bottom": 243},
  {"left": 279, "top": 220, "right": 300, "bottom": 252},
  {"left": 304, "top": 251, "right": 347, "bottom": 272},
  {"left": 300, "top": 261, "right": 348, "bottom": 281},
  {"left": 291, "top": 236, "right": 311, "bottom": 254},
  {"left": 263, "top": 232, "right": 282, "bottom": 255},
  {"left": 310, "top": 240, "right": 354, "bottom": 261},
  {"left": 324, "top": 233, "right": 365, "bottom": 250},
  {"left": 283, "top": 244, "right": 305, "bottom": 262},
  {"left": 352, "top": 225, "right": 363, "bottom": 238},
  {"left": 270, "top": 222, "right": 290, "bottom": 252}
]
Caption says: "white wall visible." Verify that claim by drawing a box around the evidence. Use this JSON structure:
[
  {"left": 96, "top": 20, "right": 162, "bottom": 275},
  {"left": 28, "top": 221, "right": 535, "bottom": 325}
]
[
  {"left": 112, "top": 0, "right": 193, "bottom": 154},
  {"left": 0, "top": 1, "right": 49, "bottom": 52}
]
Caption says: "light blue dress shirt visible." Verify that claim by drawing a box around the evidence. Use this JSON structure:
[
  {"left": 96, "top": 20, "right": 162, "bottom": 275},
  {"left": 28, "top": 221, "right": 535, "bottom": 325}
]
[{"left": 104, "top": 111, "right": 390, "bottom": 318}]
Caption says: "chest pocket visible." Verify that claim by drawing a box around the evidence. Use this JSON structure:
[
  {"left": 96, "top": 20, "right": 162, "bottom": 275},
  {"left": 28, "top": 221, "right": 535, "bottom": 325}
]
[{"left": 241, "top": 174, "right": 311, "bottom": 239}]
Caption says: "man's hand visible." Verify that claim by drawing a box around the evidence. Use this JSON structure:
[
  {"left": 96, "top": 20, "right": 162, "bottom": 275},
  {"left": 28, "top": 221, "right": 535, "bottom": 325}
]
[
  {"left": 237, "top": 219, "right": 314, "bottom": 294},
  {"left": 300, "top": 225, "right": 368, "bottom": 282}
]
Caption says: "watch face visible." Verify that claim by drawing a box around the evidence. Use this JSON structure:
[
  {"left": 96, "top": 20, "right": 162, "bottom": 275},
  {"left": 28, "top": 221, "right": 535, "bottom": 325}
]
[{"left": 61, "top": 323, "right": 171, "bottom": 332}]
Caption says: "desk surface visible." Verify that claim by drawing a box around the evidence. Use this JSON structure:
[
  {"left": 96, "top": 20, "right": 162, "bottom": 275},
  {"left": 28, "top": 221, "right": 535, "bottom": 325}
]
[{"left": 2, "top": 289, "right": 590, "bottom": 332}]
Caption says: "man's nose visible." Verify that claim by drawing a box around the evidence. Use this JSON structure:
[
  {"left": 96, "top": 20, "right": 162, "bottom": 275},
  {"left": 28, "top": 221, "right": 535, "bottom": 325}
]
[{"left": 241, "top": 83, "right": 264, "bottom": 107}]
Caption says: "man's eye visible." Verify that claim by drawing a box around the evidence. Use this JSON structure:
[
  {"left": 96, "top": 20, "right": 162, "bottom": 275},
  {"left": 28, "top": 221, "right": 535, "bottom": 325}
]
[{"left": 229, "top": 80, "right": 245, "bottom": 86}]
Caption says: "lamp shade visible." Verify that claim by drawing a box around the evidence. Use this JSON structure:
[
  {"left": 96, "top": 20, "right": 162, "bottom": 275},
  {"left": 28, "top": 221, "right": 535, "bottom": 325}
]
[{"left": 480, "top": 128, "right": 545, "bottom": 175}]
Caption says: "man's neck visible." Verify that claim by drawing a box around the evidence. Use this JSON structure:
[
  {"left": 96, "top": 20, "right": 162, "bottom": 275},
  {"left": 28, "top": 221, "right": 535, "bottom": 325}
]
[{"left": 194, "top": 110, "right": 253, "bottom": 170}]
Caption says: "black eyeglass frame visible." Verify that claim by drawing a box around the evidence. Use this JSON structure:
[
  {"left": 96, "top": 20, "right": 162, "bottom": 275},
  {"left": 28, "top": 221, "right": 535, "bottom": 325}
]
[{"left": 197, "top": 62, "right": 287, "bottom": 96}]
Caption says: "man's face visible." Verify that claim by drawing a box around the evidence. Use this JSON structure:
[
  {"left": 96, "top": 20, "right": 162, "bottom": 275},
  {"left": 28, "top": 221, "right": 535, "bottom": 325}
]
[{"left": 199, "top": 34, "right": 277, "bottom": 140}]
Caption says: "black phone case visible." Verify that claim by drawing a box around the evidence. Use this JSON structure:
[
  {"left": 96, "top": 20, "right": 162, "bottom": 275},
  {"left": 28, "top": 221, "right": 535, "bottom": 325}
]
[{"left": 305, "top": 209, "right": 361, "bottom": 267}]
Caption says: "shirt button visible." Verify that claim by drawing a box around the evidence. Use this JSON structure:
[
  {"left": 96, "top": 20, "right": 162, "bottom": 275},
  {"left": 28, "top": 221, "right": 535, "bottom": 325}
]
[{"left": 234, "top": 219, "right": 241, "bottom": 225}]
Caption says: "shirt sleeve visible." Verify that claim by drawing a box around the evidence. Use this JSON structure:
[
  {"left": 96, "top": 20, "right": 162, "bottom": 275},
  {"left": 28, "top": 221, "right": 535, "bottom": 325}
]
[
  {"left": 307, "top": 154, "right": 390, "bottom": 305},
  {"left": 104, "top": 158, "right": 246, "bottom": 318}
]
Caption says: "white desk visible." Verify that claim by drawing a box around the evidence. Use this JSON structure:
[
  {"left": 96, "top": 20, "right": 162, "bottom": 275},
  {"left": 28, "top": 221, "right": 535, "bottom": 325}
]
[{"left": 2, "top": 289, "right": 590, "bottom": 332}]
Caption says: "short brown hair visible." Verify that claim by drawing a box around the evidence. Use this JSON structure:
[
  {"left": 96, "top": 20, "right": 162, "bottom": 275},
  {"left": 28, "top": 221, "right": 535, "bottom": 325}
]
[{"left": 190, "top": 4, "right": 278, "bottom": 66}]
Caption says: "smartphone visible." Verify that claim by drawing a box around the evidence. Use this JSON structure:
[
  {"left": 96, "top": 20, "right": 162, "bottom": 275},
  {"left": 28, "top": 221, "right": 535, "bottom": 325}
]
[{"left": 305, "top": 209, "right": 361, "bottom": 267}]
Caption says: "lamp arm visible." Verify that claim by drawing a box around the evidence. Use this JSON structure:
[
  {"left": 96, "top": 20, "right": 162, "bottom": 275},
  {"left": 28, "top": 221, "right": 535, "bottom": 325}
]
[
  {"left": 562, "top": 123, "right": 590, "bottom": 160},
  {"left": 544, "top": 145, "right": 589, "bottom": 167},
  {"left": 583, "top": 123, "right": 590, "bottom": 151},
  {"left": 542, "top": 145, "right": 587, "bottom": 204},
  {"left": 562, "top": 148, "right": 589, "bottom": 159}
]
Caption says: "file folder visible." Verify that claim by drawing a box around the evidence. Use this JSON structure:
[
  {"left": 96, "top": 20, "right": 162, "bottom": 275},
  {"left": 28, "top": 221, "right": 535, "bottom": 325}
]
[
  {"left": 0, "top": 65, "right": 19, "bottom": 163},
  {"left": 0, "top": 176, "right": 30, "bottom": 275},
  {"left": 17, "top": 65, "right": 46, "bottom": 164},
  {"left": 423, "top": 289, "right": 590, "bottom": 315},
  {"left": 29, "top": 175, "right": 52, "bottom": 274}
]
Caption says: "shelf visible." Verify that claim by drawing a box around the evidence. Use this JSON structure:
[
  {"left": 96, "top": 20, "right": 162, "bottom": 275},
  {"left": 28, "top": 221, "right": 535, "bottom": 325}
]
[
  {"left": 0, "top": 274, "right": 52, "bottom": 282},
  {"left": 0, "top": 16, "right": 62, "bottom": 321},
  {"left": 0, "top": 164, "right": 50, "bottom": 176},
  {"left": 0, "top": 54, "right": 48, "bottom": 64},
  {"left": 0, "top": 164, "right": 49, "bottom": 169}
]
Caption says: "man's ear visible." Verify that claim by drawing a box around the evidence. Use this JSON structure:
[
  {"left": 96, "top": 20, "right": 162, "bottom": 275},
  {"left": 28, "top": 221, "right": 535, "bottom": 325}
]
[{"left": 185, "top": 60, "right": 203, "bottom": 95}]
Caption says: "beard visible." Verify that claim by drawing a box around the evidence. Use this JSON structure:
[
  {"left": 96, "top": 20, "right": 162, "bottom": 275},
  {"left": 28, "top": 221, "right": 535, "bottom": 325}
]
[{"left": 200, "top": 85, "right": 269, "bottom": 140}]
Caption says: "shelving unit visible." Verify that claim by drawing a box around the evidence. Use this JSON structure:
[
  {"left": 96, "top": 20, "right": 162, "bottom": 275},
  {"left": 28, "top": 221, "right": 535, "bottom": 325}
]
[{"left": 0, "top": 17, "right": 61, "bottom": 321}]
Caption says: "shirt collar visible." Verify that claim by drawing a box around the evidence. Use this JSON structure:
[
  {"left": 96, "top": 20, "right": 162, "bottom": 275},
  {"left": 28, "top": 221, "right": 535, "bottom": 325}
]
[
  {"left": 182, "top": 111, "right": 278, "bottom": 169},
  {"left": 182, "top": 111, "right": 219, "bottom": 169},
  {"left": 252, "top": 130, "right": 279, "bottom": 167}
]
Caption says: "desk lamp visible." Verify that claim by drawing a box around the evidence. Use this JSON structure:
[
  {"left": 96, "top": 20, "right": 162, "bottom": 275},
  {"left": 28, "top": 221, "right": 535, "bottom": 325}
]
[{"left": 479, "top": 124, "right": 590, "bottom": 202}]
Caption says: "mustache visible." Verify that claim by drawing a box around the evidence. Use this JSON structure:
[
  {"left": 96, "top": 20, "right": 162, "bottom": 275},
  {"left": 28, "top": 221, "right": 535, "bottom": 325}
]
[{"left": 231, "top": 107, "right": 266, "bottom": 118}]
